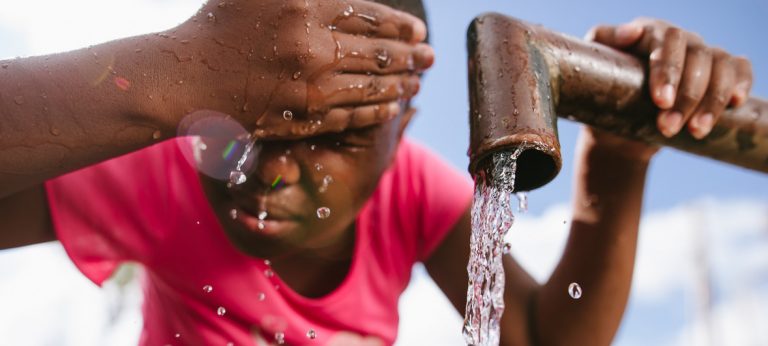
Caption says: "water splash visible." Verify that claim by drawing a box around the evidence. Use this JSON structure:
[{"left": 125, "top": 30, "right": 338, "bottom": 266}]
[
  {"left": 306, "top": 329, "right": 317, "bottom": 339},
  {"left": 217, "top": 306, "right": 227, "bottom": 316},
  {"left": 515, "top": 192, "right": 528, "bottom": 213},
  {"left": 316, "top": 207, "right": 331, "bottom": 219},
  {"left": 228, "top": 139, "right": 256, "bottom": 185},
  {"left": 463, "top": 145, "right": 527, "bottom": 346},
  {"left": 202, "top": 285, "right": 213, "bottom": 293},
  {"left": 275, "top": 332, "right": 285, "bottom": 344},
  {"left": 568, "top": 282, "right": 582, "bottom": 299}
]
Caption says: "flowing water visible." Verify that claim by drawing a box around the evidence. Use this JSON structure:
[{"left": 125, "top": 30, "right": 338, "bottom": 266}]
[{"left": 463, "top": 145, "right": 528, "bottom": 346}]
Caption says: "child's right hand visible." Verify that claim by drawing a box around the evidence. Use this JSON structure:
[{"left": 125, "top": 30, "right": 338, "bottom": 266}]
[{"left": 165, "top": 0, "right": 433, "bottom": 136}]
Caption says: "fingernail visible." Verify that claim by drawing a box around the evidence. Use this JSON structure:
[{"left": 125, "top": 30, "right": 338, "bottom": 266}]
[
  {"left": 416, "top": 44, "right": 435, "bottom": 69},
  {"left": 659, "top": 111, "right": 683, "bottom": 137},
  {"left": 691, "top": 113, "right": 714, "bottom": 139},
  {"left": 656, "top": 84, "right": 676, "bottom": 109},
  {"left": 615, "top": 24, "right": 640, "bottom": 43}
]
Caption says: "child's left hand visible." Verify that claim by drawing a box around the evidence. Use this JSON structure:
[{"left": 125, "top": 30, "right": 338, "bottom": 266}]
[
  {"left": 587, "top": 17, "right": 753, "bottom": 140},
  {"left": 576, "top": 18, "right": 754, "bottom": 163}
]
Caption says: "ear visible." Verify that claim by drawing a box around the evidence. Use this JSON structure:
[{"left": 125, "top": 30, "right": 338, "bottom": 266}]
[{"left": 397, "top": 107, "right": 417, "bottom": 139}]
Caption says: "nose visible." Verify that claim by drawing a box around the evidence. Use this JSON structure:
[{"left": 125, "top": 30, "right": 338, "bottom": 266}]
[{"left": 248, "top": 142, "right": 301, "bottom": 189}]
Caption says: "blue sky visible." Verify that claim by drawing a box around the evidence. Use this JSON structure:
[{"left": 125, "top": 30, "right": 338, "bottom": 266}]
[{"left": 0, "top": 0, "right": 766, "bottom": 345}]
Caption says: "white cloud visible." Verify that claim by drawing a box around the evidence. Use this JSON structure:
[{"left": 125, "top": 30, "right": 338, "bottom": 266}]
[{"left": 0, "top": 0, "right": 203, "bottom": 58}]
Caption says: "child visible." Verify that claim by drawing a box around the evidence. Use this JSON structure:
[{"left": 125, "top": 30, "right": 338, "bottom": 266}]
[{"left": 0, "top": 1, "right": 752, "bottom": 346}]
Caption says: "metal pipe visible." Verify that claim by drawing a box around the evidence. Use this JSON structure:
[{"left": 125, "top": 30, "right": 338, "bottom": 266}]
[{"left": 467, "top": 13, "right": 768, "bottom": 191}]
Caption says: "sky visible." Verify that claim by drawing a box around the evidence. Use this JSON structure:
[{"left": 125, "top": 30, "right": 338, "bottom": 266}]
[{"left": 0, "top": 0, "right": 766, "bottom": 345}]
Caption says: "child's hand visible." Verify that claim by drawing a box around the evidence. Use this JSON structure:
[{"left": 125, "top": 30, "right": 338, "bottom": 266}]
[
  {"left": 168, "top": 0, "right": 433, "bottom": 136},
  {"left": 586, "top": 17, "right": 753, "bottom": 140}
]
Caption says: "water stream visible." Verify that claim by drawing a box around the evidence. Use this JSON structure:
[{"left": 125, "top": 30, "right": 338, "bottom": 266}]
[{"left": 463, "top": 145, "right": 528, "bottom": 346}]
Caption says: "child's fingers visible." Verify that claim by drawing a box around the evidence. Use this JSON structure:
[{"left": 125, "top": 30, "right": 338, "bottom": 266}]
[
  {"left": 649, "top": 27, "right": 686, "bottom": 110},
  {"left": 658, "top": 45, "right": 713, "bottom": 137},
  {"left": 730, "top": 56, "right": 753, "bottom": 106},
  {"left": 331, "top": 0, "right": 427, "bottom": 44},
  {"left": 325, "top": 101, "right": 402, "bottom": 129},
  {"left": 687, "top": 49, "right": 737, "bottom": 139},
  {"left": 336, "top": 35, "right": 434, "bottom": 75},
  {"left": 253, "top": 102, "right": 401, "bottom": 140},
  {"left": 585, "top": 23, "right": 643, "bottom": 47},
  {"left": 319, "top": 74, "right": 419, "bottom": 109}
]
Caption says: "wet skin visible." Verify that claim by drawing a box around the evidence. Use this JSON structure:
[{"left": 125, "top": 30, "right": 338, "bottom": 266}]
[{"left": 198, "top": 108, "right": 413, "bottom": 296}]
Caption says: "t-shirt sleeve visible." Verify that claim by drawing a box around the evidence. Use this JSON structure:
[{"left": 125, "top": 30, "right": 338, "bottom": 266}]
[
  {"left": 45, "top": 142, "right": 179, "bottom": 286},
  {"left": 395, "top": 140, "right": 473, "bottom": 262}
]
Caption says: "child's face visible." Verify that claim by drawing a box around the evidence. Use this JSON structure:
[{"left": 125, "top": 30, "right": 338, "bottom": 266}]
[{"left": 199, "top": 111, "right": 410, "bottom": 259}]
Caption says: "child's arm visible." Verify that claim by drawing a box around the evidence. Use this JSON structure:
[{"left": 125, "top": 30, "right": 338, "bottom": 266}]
[
  {"left": 0, "top": 0, "right": 430, "bottom": 199},
  {"left": 0, "top": 0, "right": 432, "bottom": 249},
  {"left": 425, "top": 18, "right": 752, "bottom": 345}
]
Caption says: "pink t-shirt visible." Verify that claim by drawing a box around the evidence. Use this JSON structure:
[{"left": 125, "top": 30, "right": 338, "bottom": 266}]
[{"left": 46, "top": 138, "right": 472, "bottom": 346}]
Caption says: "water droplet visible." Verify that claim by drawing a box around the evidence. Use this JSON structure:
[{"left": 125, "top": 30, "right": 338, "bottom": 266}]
[
  {"left": 275, "top": 332, "right": 285, "bottom": 344},
  {"left": 152, "top": 130, "right": 162, "bottom": 140},
  {"left": 203, "top": 285, "right": 213, "bottom": 293},
  {"left": 207, "top": 12, "right": 216, "bottom": 22},
  {"left": 264, "top": 259, "right": 271, "bottom": 266},
  {"left": 282, "top": 110, "right": 294, "bottom": 120},
  {"left": 322, "top": 175, "right": 334, "bottom": 186},
  {"left": 292, "top": 71, "right": 302, "bottom": 80},
  {"left": 174, "top": 333, "right": 181, "bottom": 338},
  {"left": 310, "top": 144, "right": 316, "bottom": 151},
  {"left": 229, "top": 209, "right": 238, "bottom": 220},
  {"left": 217, "top": 306, "right": 226, "bottom": 316},
  {"left": 50, "top": 128, "right": 61, "bottom": 136},
  {"left": 264, "top": 269, "right": 274, "bottom": 278},
  {"left": 574, "top": 66, "right": 581, "bottom": 72},
  {"left": 258, "top": 211, "right": 268, "bottom": 220},
  {"left": 258, "top": 292, "right": 266, "bottom": 301},
  {"left": 568, "top": 282, "right": 582, "bottom": 299},
  {"left": 314, "top": 163, "right": 323, "bottom": 171},
  {"left": 258, "top": 222, "right": 265, "bottom": 230},
  {"left": 375, "top": 49, "right": 392, "bottom": 69},
  {"left": 515, "top": 192, "right": 528, "bottom": 213},
  {"left": 343, "top": 5, "right": 355, "bottom": 17},
  {"left": 13, "top": 96, "right": 24, "bottom": 105},
  {"left": 316, "top": 207, "right": 331, "bottom": 219},
  {"left": 502, "top": 243, "right": 512, "bottom": 254},
  {"left": 229, "top": 171, "right": 247, "bottom": 185},
  {"left": 306, "top": 329, "right": 316, "bottom": 339}
]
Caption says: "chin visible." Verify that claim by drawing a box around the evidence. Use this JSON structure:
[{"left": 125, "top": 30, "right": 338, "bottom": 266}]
[{"left": 222, "top": 222, "right": 305, "bottom": 259}]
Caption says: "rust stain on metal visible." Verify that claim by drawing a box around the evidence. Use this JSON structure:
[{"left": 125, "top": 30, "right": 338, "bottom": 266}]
[{"left": 467, "top": 13, "right": 768, "bottom": 191}]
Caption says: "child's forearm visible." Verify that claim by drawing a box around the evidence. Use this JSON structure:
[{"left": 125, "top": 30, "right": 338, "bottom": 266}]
[
  {"left": 532, "top": 141, "right": 650, "bottom": 345},
  {"left": 0, "top": 34, "right": 187, "bottom": 198}
]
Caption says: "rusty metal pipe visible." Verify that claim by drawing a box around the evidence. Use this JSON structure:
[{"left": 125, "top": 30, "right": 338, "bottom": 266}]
[{"left": 467, "top": 13, "right": 768, "bottom": 191}]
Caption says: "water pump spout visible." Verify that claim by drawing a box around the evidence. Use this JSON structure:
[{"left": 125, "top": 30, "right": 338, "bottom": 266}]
[{"left": 467, "top": 13, "right": 768, "bottom": 191}]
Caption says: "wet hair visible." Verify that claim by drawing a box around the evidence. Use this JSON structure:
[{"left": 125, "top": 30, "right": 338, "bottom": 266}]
[{"left": 372, "top": 0, "right": 429, "bottom": 42}]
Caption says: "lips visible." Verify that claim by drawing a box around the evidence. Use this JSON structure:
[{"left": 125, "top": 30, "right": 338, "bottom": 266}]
[{"left": 230, "top": 195, "right": 306, "bottom": 236}]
